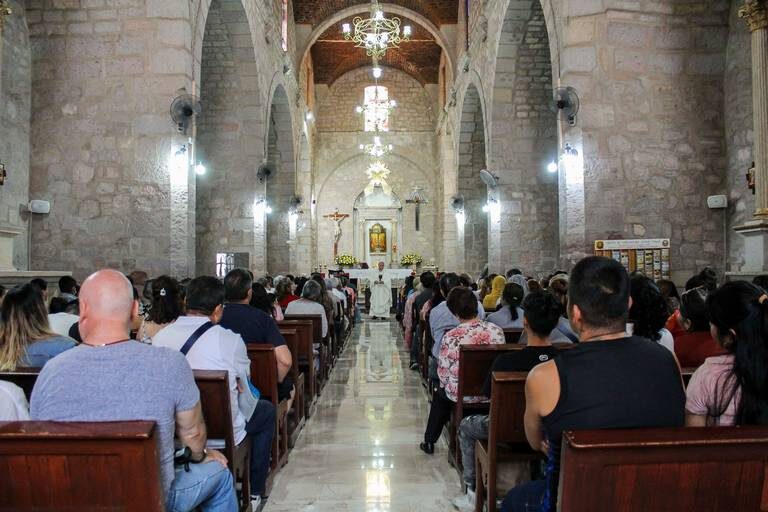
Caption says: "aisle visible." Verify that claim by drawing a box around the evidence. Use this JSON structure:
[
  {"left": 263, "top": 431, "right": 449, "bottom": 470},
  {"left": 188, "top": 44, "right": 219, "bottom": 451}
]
[{"left": 264, "top": 319, "right": 461, "bottom": 511}]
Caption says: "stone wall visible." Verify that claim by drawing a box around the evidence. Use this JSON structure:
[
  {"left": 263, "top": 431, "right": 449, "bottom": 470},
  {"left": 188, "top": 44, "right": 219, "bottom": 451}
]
[
  {"left": 0, "top": 0, "right": 30, "bottom": 270},
  {"left": 724, "top": 1, "right": 755, "bottom": 271}
]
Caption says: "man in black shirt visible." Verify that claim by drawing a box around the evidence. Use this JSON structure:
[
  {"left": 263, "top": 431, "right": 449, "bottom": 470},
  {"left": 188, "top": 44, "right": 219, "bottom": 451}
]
[
  {"left": 219, "top": 269, "right": 294, "bottom": 404},
  {"left": 502, "top": 257, "right": 684, "bottom": 512},
  {"left": 452, "top": 291, "right": 561, "bottom": 511},
  {"left": 409, "top": 271, "right": 436, "bottom": 370}
]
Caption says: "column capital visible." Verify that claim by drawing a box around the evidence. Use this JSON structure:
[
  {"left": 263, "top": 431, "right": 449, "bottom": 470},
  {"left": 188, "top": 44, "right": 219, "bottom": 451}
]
[
  {"left": 740, "top": 0, "right": 768, "bottom": 32},
  {"left": 0, "top": 1, "right": 12, "bottom": 31}
]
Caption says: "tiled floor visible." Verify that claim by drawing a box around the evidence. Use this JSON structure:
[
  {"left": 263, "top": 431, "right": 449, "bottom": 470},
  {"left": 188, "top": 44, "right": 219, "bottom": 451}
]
[{"left": 264, "top": 319, "right": 461, "bottom": 511}]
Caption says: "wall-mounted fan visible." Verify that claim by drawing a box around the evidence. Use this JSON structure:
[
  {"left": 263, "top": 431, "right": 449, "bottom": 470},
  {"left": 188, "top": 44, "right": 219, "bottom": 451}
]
[
  {"left": 480, "top": 169, "right": 499, "bottom": 189},
  {"left": 257, "top": 162, "right": 276, "bottom": 183},
  {"left": 289, "top": 195, "right": 303, "bottom": 211},
  {"left": 551, "top": 86, "right": 579, "bottom": 127},
  {"left": 170, "top": 94, "right": 202, "bottom": 135}
]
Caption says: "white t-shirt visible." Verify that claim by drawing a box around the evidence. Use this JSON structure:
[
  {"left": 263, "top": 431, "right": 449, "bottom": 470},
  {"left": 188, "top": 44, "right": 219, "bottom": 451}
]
[
  {"left": 285, "top": 299, "right": 328, "bottom": 338},
  {"left": 48, "top": 313, "right": 79, "bottom": 337},
  {"left": 626, "top": 323, "right": 675, "bottom": 354},
  {"left": 332, "top": 289, "right": 347, "bottom": 308},
  {"left": 152, "top": 316, "right": 250, "bottom": 444},
  {"left": 0, "top": 381, "right": 30, "bottom": 421}
]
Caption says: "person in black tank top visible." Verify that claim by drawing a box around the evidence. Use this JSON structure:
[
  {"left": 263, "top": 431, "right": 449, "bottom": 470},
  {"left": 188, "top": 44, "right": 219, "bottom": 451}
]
[{"left": 501, "top": 257, "right": 685, "bottom": 512}]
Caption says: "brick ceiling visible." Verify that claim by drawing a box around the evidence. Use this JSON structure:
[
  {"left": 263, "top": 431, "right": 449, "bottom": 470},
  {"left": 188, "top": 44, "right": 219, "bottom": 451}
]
[
  {"left": 311, "top": 15, "right": 441, "bottom": 84},
  {"left": 300, "top": 2, "right": 457, "bottom": 85}
]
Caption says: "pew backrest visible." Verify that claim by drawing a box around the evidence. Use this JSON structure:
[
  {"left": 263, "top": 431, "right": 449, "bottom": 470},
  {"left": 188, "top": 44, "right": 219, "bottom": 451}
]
[
  {"left": 503, "top": 329, "right": 523, "bottom": 344},
  {"left": 489, "top": 371, "right": 529, "bottom": 445},
  {"left": 246, "top": 344, "right": 280, "bottom": 404},
  {"left": 193, "top": 369, "right": 236, "bottom": 452},
  {"left": 0, "top": 367, "right": 40, "bottom": 401},
  {"left": 0, "top": 420, "right": 164, "bottom": 511},
  {"left": 457, "top": 345, "right": 526, "bottom": 399},
  {"left": 559, "top": 426, "right": 768, "bottom": 512},
  {"left": 284, "top": 314, "right": 322, "bottom": 343}
]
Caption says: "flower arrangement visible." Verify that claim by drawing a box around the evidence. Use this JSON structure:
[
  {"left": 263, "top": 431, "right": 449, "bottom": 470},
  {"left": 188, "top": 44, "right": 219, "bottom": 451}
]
[
  {"left": 335, "top": 253, "right": 357, "bottom": 266},
  {"left": 400, "top": 252, "right": 423, "bottom": 266}
]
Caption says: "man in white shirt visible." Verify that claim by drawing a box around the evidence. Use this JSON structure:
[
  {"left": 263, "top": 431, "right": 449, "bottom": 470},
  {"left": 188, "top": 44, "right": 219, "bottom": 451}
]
[
  {"left": 0, "top": 381, "right": 30, "bottom": 421},
  {"left": 152, "top": 276, "right": 276, "bottom": 508}
]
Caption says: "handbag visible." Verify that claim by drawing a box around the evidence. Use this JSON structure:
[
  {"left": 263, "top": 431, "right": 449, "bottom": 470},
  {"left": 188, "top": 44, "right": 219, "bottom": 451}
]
[{"left": 180, "top": 321, "right": 261, "bottom": 419}]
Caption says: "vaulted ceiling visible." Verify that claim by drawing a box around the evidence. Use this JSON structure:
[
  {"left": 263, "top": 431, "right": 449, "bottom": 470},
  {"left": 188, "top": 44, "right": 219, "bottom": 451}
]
[{"left": 297, "top": 1, "right": 458, "bottom": 85}]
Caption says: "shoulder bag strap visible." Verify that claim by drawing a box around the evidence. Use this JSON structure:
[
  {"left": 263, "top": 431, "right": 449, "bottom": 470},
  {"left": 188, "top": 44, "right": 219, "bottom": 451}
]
[{"left": 180, "top": 321, "right": 214, "bottom": 355}]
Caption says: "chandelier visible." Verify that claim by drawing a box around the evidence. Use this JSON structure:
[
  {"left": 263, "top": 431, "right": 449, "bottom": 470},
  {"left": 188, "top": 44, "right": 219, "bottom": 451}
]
[
  {"left": 359, "top": 136, "right": 393, "bottom": 158},
  {"left": 342, "top": 0, "right": 411, "bottom": 59},
  {"left": 364, "top": 161, "right": 393, "bottom": 196}
]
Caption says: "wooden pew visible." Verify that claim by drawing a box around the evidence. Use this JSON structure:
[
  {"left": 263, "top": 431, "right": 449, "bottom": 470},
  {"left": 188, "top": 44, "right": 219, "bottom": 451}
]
[
  {"left": 503, "top": 328, "right": 523, "bottom": 344},
  {"left": 558, "top": 426, "right": 768, "bottom": 511},
  {"left": 246, "top": 344, "right": 289, "bottom": 473},
  {"left": 475, "top": 371, "right": 540, "bottom": 512},
  {"left": 0, "top": 420, "right": 164, "bottom": 511},
  {"left": 284, "top": 313, "right": 329, "bottom": 387},
  {"left": 277, "top": 327, "right": 306, "bottom": 445},
  {"left": 452, "top": 345, "right": 527, "bottom": 469},
  {"left": 279, "top": 319, "right": 318, "bottom": 418},
  {"left": 194, "top": 369, "right": 251, "bottom": 510}
]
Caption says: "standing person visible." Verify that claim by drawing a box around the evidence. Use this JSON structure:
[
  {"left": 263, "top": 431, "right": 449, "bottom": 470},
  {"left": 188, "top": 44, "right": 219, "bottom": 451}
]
[
  {"left": 153, "top": 276, "right": 276, "bottom": 509},
  {"left": 501, "top": 257, "right": 685, "bottom": 512},
  {"left": 367, "top": 262, "right": 392, "bottom": 320},
  {"left": 0, "top": 284, "right": 77, "bottom": 370},
  {"left": 685, "top": 281, "right": 768, "bottom": 426},
  {"left": 420, "top": 287, "right": 505, "bottom": 455},
  {"left": 30, "top": 270, "right": 237, "bottom": 512}
]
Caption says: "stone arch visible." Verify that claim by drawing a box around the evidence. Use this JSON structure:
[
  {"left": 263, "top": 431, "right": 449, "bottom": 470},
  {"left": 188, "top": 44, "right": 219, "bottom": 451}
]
[
  {"left": 458, "top": 83, "right": 488, "bottom": 276},
  {"left": 1, "top": 1, "right": 31, "bottom": 270},
  {"left": 265, "top": 84, "right": 296, "bottom": 275},
  {"left": 487, "top": 0, "right": 559, "bottom": 273},
  {"left": 195, "top": 0, "right": 265, "bottom": 275}
]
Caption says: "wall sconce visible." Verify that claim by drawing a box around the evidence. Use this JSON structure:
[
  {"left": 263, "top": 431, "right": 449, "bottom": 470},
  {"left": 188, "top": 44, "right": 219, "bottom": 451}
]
[
  {"left": 170, "top": 144, "right": 190, "bottom": 179},
  {"left": 482, "top": 197, "right": 501, "bottom": 223},
  {"left": 547, "top": 161, "right": 558, "bottom": 174},
  {"left": 0, "top": 162, "right": 7, "bottom": 186},
  {"left": 194, "top": 162, "right": 206, "bottom": 176},
  {"left": 562, "top": 142, "right": 583, "bottom": 185}
]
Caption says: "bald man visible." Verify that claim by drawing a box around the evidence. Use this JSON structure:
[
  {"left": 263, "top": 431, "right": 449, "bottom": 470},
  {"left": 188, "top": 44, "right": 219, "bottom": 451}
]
[{"left": 30, "top": 270, "right": 238, "bottom": 512}]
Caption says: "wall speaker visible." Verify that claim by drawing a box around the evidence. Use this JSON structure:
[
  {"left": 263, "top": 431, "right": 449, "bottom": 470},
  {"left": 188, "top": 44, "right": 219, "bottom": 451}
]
[{"left": 28, "top": 200, "right": 51, "bottom": 214}]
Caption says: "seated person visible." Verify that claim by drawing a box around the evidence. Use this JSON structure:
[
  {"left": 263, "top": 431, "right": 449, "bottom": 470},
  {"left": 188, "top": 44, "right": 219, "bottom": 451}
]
[
  {"left": 219, "top": 269, "right": 292, "bottom": 405},
  {"left": 546, "top": 275, "right": 579, "bottom": 343},
  {"left": 420, "top": 287, "right": 505, "bottom": 455},
  {"left": 502, "top": 257, "right": 685, "bottom": 512},
  {"left": 482, "top": 275, "right": 507, "bottom": 310},
  {"left": 275, "top": 277, "right": 299, "bottom": 310},
  {"left": 48, "top": 296, "right": 79, "bottom": 337},
  {"left": 486, "top": 283, "right": 525, "bottom": 330},
  {"left": 58, "top": 275, "right": 79, "bottom": 303},
  {"left": 627, "top": 274, "right": 674, "bottom": 352},
  {"left": 686, "top": 281, "right": 768, "bottom": 426},
  {"left": 674, "top": 286, "right": 727, "bottom": 367},
  {"left": 137, "top": 275, "right": 183, "bottom": 343},
  {"left": 152, "top": 276, "right": 276, "bottom": 509},
  {"left": 0, "top": 379, "right": 30, "bottom": 421},
  {"left": 453, "top": 291, "right": 561, "bottom": 511},
  {"left": 285, "top": 280, "right": 328, "bottom": 338},
  {"left": 0, "top": 283, "right": 77, "bottom": 370},
  {"left": 429, "top": 273, "right": 486, "bottom": 359},
  {"left": 30, "top": 270, "right": 237, "bottom": 511}
]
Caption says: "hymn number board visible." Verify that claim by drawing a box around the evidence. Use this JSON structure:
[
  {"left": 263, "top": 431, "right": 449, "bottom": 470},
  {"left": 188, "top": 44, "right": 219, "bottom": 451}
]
[{"left": 594, "top": 239, "right": 671, "bottom": 281}]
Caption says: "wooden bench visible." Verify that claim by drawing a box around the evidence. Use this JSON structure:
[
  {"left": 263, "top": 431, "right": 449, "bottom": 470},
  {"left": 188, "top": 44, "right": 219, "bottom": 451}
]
[
  {"left": 559, "top": 426, "right": 768, "bottom": 511},
  {"left": 277, "top": 327, "right": 306, "bottom": 445},
  {"left": 284, "top": 313, "right": 329, "bottom": 387},
  {"left": 279, "top": 319, "right": 319, "bottom": 418},
  {"left": 193, "top": 369, "right": 251, "bottom": 510},
  {"left": 0, "top": 420, "right": 164, "bottom": 511},
  {"left": 475, "top": 371, "right": 540, "bottom": 512},
  {"left": 502, "top": 328, "right": 523, "bottom": 344},
  {"left": 246, "top": 344, "right": 289, "bottom": 473}
]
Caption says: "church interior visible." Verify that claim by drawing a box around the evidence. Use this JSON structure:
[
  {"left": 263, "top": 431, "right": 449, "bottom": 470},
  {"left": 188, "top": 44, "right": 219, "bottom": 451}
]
[{"left": 2, "top": 0, "right": 768, "bottom": 511}]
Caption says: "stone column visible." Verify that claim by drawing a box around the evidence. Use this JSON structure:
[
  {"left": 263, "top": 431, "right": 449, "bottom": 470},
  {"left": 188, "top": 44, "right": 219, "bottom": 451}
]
[{"left": 734, "top": 0, "right": 768, "bottom": 274}]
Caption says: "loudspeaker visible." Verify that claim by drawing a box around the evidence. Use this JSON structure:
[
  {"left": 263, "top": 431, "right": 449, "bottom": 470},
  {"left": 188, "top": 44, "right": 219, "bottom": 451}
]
[
  {"left": 28, "top": 200, "right": 51, "bottom": 214},
  {"left": 707, "top": 195, "right": 727, "bottom": 209}
]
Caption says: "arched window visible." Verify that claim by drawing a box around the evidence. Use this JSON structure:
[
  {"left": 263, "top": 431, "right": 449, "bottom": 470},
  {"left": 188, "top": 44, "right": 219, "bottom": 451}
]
[
  {"left": 281, "top": 0, "right": 289, "bottom": 51},
  {"left": 363, "top": 85, "right": 390, "bottom": 132}
]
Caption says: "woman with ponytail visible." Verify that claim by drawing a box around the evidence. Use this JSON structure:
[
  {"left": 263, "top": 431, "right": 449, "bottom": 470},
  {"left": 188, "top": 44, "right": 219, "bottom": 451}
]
[
  {"left": 685, "top": 281, "right": 768, "bottom": 426},
  {"left": 487, "top": 283, "right": 525, "bottom": 329},
  {"left": 137, "top": 275, "right": 183, "bottom": 343}
]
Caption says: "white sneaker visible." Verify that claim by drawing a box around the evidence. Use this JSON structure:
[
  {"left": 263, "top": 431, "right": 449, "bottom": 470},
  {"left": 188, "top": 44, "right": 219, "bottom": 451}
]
[
  {"left": 452, "top": 488, "right": 476, "bottom": 511},
  {"left": 250, "top": 495, "right": 262, "bottom": 510}
]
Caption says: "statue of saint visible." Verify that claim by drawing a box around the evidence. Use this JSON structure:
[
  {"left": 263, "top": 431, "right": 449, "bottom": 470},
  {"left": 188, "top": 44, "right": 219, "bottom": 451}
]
[{"left": 369, "top": 223, "right": 387, "bottom": 254}]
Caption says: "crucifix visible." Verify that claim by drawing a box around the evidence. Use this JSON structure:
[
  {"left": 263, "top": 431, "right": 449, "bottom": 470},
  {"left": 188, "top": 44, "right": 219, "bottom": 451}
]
[
  {"left": 405, "top": 187, "right": 428, "bottom": 232},
  {"left": 323, "top": 209, "right": 350, "bottom": 257}
]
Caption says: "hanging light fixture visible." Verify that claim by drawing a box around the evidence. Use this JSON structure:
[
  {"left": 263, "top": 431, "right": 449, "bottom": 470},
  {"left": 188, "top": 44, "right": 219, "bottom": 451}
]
[
  {"left": 341, "top": 0, "right": 411, "bottom": 59},
  {"left": 359, "top": 135, "right": 394, "bottom": 158},
  {"left": 364, "top": 161, "right": 393, "bottom": 196}
]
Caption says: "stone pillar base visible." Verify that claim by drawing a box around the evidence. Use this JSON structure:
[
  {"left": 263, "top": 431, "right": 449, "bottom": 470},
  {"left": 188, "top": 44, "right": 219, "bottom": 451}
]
[{"left": 731, "top": 219, "right": 768, "bottom": 277}]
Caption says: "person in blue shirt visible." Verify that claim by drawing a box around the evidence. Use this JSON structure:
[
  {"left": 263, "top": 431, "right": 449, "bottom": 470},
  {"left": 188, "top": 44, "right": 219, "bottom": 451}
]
[{"left": 0, "top": 283, "right": 76, "bottom": 371}]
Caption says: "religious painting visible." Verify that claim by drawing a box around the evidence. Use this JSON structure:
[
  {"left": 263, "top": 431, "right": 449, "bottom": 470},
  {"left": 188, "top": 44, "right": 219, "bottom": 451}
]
[{"left": 369, "top": 223, "right": 387, "bottom": 254}]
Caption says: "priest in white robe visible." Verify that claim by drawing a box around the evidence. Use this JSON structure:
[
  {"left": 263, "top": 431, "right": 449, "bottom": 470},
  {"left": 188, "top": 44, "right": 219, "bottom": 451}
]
[{"left": 368, "top": 261, "right": 392, "bottom": 320}]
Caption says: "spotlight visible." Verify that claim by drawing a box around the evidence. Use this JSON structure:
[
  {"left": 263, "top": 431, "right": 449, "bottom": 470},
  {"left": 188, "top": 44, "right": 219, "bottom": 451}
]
[
  {"left": 372, "top": 67, "right": 382, "bottom": 79},
  {"left": 195, "top": 163, "right": 206, "bottom": 176},
  {"left": 305, "top": 111, "right": 314, "bottom": 122},
  {"left": 547, "top": 161, "right": 558, "bottom": 173}
]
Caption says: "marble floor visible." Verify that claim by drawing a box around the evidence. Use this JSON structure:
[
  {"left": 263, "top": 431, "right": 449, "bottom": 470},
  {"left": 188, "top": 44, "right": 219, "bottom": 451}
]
[{"left": 264, "top": 319, "right": 461, "bottom": 511}]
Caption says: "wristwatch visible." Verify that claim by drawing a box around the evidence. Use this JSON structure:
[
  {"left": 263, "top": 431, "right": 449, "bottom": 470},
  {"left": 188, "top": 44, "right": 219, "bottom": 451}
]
[{"left": 191, "top": 449, "right": 207, "bottom": 463}]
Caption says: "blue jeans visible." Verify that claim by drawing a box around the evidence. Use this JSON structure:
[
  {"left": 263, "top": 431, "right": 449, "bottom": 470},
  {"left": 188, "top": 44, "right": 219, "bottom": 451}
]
[
  {"left": 501, "top": 479, "right": 547, "bottom": 512},
  {"left": 247, "top": 399, "right": 276, "bottom": 497},
  {"left": 166, "top": 460, "right": 237, "bottom": 512}
]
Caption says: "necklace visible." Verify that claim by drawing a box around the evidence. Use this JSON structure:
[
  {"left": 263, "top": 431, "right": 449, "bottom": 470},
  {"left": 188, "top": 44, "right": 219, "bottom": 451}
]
[{"left": 86, "top": 338, "right": 133, "bottom": 348}]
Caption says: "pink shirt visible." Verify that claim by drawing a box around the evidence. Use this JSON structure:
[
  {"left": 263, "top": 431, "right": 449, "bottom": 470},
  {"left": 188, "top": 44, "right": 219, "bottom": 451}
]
[
  {"left": 438, "top": 320, "right": 505, "bottom": 402},
  {"left": 685, "top": 354, "right": 740, "bottom": 426}
]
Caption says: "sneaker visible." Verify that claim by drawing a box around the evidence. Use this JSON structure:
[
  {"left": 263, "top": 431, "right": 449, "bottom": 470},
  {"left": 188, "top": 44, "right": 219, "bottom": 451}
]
[
  {"left": 250, "top": 495, "right": 262, "bottom": 510},
  {"left": 452, "top": 488, "right": 476, "bottom": 511}
]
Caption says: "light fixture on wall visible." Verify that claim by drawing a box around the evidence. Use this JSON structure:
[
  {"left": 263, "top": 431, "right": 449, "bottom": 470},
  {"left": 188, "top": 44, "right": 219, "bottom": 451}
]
[
  {"left": 341, "top": 0, "right": 411, "bottom": 59},
  {"left": 547, "top": 161, "right": 558, "bottom": 174},
  {"left": 253, "top": 197, "right": 272, "bottom": 216},
  {"left": 372, "top": 66, "right": 383, "bottom": 79},
  {"left": 482, "top": 197, "right": 501, "bottom": 223},
  {"left": 562, "top": 142, "right": 583, "bottom": 185},
  {"left": 195, "top": 162, "right": 207, "bottom": 176},
  {"left": 170, "top": 144, "right": 190, "bottom": 178},
  {"left": 305, "top": 111, "right": 314, "bottom": 122}
]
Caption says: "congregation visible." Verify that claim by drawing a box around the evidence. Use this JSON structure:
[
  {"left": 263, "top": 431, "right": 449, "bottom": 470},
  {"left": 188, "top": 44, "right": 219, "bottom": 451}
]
[{"left": 0, "top": 257, "right": 766, "bottom": 511}]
